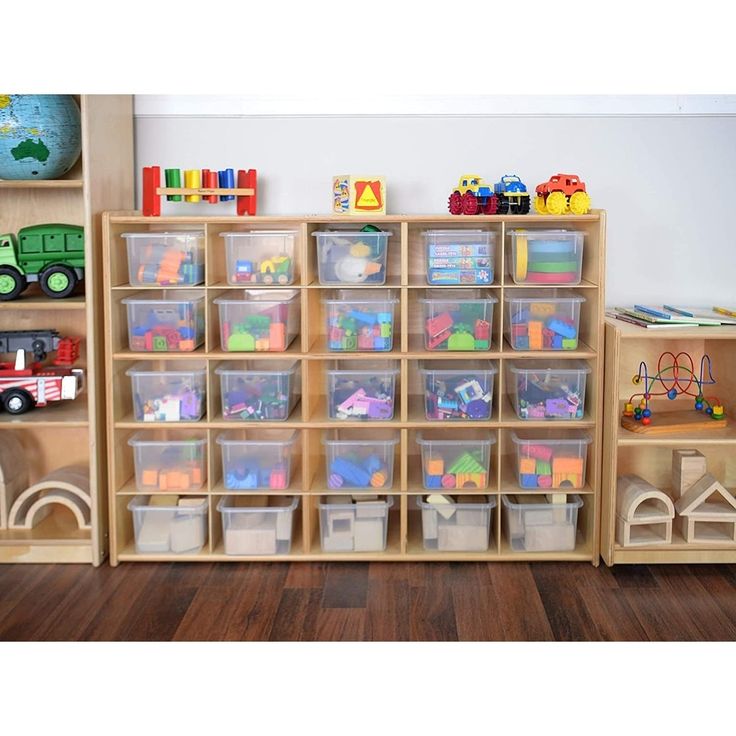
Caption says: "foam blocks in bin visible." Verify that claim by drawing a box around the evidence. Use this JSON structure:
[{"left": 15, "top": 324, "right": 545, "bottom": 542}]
[
  {"left": 128, "top": 434, "right": 207, "bottom": 492},
  {"left": 416, "top": 432, "right": 495, "bottom": 490},
  {"left": 216, "top": 431, "right": 297, "bottom": 491},
  {"left": 511, "top": 431, "right": 591, "bottom": 489},
  {"left": 323, "top": 431, "right": 399, "bottom": 490}
]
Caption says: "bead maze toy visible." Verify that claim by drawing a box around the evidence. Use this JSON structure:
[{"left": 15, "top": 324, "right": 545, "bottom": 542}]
[
  {"left": 621, "top": 351, "right": 727, "bottom": 434},
  {"left": 142, "top": 166, "right": 257, "bottom": 216},
  {"left": 534, "top": 173, "right": 591, "bottom": 215}
]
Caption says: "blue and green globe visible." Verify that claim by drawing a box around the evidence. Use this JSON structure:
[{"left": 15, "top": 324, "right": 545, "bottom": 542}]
[{"left": 0, "top": 95, "right": 81, "bottom": 180}]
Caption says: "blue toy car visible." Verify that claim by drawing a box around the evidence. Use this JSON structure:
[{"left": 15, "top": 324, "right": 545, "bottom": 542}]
[{"left": 493, "top": 174, "right": 530, "bottom": 215}]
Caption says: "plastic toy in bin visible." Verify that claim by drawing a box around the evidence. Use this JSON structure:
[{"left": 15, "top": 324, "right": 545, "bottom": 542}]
[
  {"left": 221, "top": 230, "right": 297, "bottom": 285},
  {"left": 216, "top": 431, "right": 297, "bottom": 491},
  {"left": 323, "top": 431, "right": 399, "bottom": 490},
  {"left": 323, "top": 289, "right": 397, "bottom": 352},
  {"left": 126, "top": 362, "right": 206, "bottom": 422},
  {"left": 534, "top": 173, "right": 591, "bottom": 215},
  {"left": 416, "top": 432, "right": 495, "bottom": 490},
  {"left": 128, "top": 434, "right": 207, "bottom": 492},
  {"left": 421, "top": 361, "right": 496, "bottom": 421},
  {"left": 511, "top": 431, "right": 591, "bottom": 489},
  {"left": 123, "top": 291, "right": 205, "bottom": 352},
  {"left": 313, "top": 225, "right": 390, "bottom": 285},
  {"left": 420, "top": 289, "right": 496, "bottom": 351},
  {"left": 424, "top": 229, "right": 495, "bottom": 286},
  {"left": 507, "top": 360, "right": 590, "bottom": 421},
  {"left": 327, "top": 360, "right": 398, "bottom": 420},
  {"left": 508, "top": 229, "right": 584, "bottom": 285},
  {"left": 216, "top": 361, "right": 299, "bottom": 421},
  {"left": 122, "top": 231, "right": 204, "bottom": 286},
  {"left": 214, "top": 290, "right": 300, "bottom": 352},
  {"left": 504, "top": 291, "right": 584, "bottom": 351}
]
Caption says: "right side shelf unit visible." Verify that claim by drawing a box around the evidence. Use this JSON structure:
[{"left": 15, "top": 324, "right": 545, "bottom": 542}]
[{"left": 602, "top": 318, "right": 736, "bottom": 564}]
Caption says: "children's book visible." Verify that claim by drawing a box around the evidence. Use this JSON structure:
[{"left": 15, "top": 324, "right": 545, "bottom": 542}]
[
  {"left": 661, "top": 306, "right": 736, "bottom": 325},
  {"left": 607, "top": 310, "right": 691, "bottom": 329},
  {"left": 630, "top": 305, "right": 722, "bottom": 326}
]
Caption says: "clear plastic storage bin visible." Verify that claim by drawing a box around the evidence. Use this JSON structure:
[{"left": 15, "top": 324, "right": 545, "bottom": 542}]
[
  {"left": 126, "top": 361, "right": 206, "bottom": 422},
  {"left": 217, "top": 495, "right": 299, "bottom": 555},
  {"left": 419, "top": 289, "right": 497, "bottom": 351},
  {"left": 504, "top": 290, "right": 585, "bottom": 351},
  {"left": 502, "top": 494, "right": 583, "bottom": 552},
  {"left": 216, "top": 430, "right": 298, "bottom": 491},
  {"left": 424, "top": 229, "right": 496, "bottom": 285},
  {"left": 318, "top": 495, "right": 394, "bottom": 552},
  {"left": 323, "top": 289, "right": 398, "bottom": 352},
  {"left": 122, "top": 291, "right": 205, "bottom": 352},
  {"left": 128, "top": 495, "right": 208, "bottom": 554},
  {"left": 322, "top": 430, "right": 399, "bottom": 490},
  {"left": 508, "top": 229, "right": 584, "bottom": 285},
  {"left": 313, "top": 229, "right": 391, "bottom": 285},
  {"left": 417, "top": 495, "right": 496, "bottom": 551},
  {"left": 216, "top": 360, "right": 300, "bottom": 421},
  {"left": 221, "top": 230, "right": 297, "bottom": 285},
  {"left": 420, "top": 360, "right": 496, "bottom": 421},
  {"left": 123, "top": 231, "right": 205, "bottom": 286},
  {"left": 416, "top": 431, "right": 495, "bottom": 490},
  {"left": 214, "top": 289, "right": 300, "bottom": 352},
  {"left": 326, "top": 360, "right": 399, "bottom": 420},
  {"left": 506, "top": 360, "right": 590, "bottom": 421},
  {"left": 511, "top": 431, "right": 591, "bottom": 489},
  {"left": 128, "top": 433, "right": 207, "bottom": 492}
]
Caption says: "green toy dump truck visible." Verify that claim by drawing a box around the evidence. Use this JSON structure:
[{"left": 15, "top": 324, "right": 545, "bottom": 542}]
[{"left": 0, "top": 223, "right": 85, "bottom": 300}]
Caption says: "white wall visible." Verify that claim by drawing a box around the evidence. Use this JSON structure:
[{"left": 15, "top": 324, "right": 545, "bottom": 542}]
[{"left": 134, "top": 111, "right": 736, "bottom": 306}]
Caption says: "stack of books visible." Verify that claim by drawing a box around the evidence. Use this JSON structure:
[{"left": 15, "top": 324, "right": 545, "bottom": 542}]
[{"left": 607, "top": 306, "right": 736, "bottom": 329}]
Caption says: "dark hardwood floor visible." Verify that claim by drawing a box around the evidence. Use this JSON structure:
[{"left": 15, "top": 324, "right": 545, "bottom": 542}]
[{"left": 1, "top": 561, "right": 735, "bottom": 641}]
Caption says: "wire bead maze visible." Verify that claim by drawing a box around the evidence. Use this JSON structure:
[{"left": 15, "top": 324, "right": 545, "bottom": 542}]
[{"left": 621, "top": 351, "right": 725, "bottom": 426}]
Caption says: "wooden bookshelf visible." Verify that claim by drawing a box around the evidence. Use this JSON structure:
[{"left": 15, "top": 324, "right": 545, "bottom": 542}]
[
  {"left": 0, "top": 96, "right": 134, "bottom": 565},
  {"left": 602, "top": 318, "right": 736, "bottom": 564},
  {"left": 103, "top": 211, "right": 606, "bottom": 565}
]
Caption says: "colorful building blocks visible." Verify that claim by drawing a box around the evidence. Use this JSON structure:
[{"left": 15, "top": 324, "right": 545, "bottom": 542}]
[
  {"left": 217, "top": 433, "right": 296, "bottom": 491},
  {"left": 448, "top": 174, "right": 498, "bottom": 215},
  {"left": 509, "top": 361, "right": 589, "bottom": 421},
  {"left": 127, "top": 363, "right": 206, "bottom": 422},
  {"left": 422, "top": 364, "right": 496, "bottom": 421},
  {"left": 505, "top": 293, "right": 584, "bottom": 351},
  {"left": 324, "top": 291, "right": 397, "bottom": 352},
  {"left": 421, "top": 291, "right": 497, "bottom": 352},
  {"left": 534, "top": 173, "right": 591, "bottom": 215}
]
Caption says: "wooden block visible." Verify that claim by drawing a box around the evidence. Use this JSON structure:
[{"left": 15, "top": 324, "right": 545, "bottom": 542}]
[
  {"left": 671, "top": 449, "right": 707, "bottom": 498},
  {"left": 355, "top": 498, "right": 386, "bottom": 518},
  {"left": 150, "top": 494, "right": 176, "bottom": 507},
  {"left": 437, "top": 524, "right": 488, "bottom": 552},
  {"left": 326, "top": 495, "right": 345, "bottom": 506},
  {"left": 275, "top": 510, "right": 293, "bottom": 542},
  {"left": 170, "top": 514, "right": 205, "bottom": 553},
  {"left": 421, "top": 507, "right": 439, "bottom": 540},
  {"left": 322, "top": 529, "right": 354, "bottom": 552},
  {"left": 524, "top": 522, "right": 576, "bottom": 552},
  {"left": 136, "top": 514, "right": 172, "bottom": 553},
  {"left": 546, "top": 493, "right": 567, "bottom": 523},
  {"left": 225, "top": 527, "right": 277, "bottom": 555},
  {"left": 455, "top": 508, "right": 486, "bottom": 526},
  {"left": 353, "top": 518, "right": 384, "bottom": 552},
  {"left": 178, "top": 497, "right": 204, "bottom": 508},
  {"left": 427, "top": 494, "right": 456, "bottom": 519}
]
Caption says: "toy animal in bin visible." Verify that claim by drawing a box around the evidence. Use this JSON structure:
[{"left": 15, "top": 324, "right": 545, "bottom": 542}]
[
  {"left": 448, "top": 175, "right": 499, "bottom": 215},
  {"left": 534, "top": 173, "right": 591, "bottom": 215}
]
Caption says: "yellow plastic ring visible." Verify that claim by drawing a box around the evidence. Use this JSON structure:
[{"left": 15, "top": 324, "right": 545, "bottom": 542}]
[{"left": 515, "top": 235, "right": 528, "bottom": 281}]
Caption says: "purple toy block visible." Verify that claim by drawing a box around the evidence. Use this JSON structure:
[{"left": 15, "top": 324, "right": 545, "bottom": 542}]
[{"left": 545, "top": 398, "right": 570, "bottom": 417}]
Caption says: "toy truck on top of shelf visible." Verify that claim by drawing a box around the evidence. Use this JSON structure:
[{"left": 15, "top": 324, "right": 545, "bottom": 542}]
[
  {"left": 0, "top": 224, "right": 85, "bottom": 300},
  {"left": 0, "top": 330, "right": 83, "bottom": 415},
  {"left": 448, "top": 175, "right": 499, "bottom": 215},
  {"left": 534, "top": 173, "right": 591, "bottom": 215},
  {"left": 494, "top": 174, "right": 530, "bottom": 215}
]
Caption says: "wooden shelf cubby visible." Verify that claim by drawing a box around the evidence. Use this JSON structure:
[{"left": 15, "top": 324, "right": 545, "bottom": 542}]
[
  {"left": 0, "top": 95, "right": 133, "bottom": 564},
  {"left": 602, "top": 319, "right": 736, "bottom": 564},
  {"left": 103, "top": 211, "right": 606, "bottom": 565}
]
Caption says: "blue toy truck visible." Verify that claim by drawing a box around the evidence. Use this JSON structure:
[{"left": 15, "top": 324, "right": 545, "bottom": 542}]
[{"left": 493, "top": 174, "right": 530, "bottom": 215}]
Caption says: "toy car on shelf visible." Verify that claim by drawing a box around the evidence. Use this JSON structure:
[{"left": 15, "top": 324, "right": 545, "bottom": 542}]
[
  {"left": 0, "top": 224, "right": 85, "bottom": 300},
  {"left": 534, "top": 173, "right": 591, "bottom": 215},
  {"left": 448, "top": 175, "right": 499, "bottom": 215},
  {"left": 493, "top": 174, "right": 530, "bottom": 215}
]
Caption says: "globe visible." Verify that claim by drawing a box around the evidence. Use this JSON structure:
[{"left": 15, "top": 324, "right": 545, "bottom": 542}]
[{"left": 0, "top": 95, "right": 82, "bottom": 180}]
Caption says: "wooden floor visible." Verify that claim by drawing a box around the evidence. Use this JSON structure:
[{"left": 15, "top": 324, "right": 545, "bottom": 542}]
[{"left": 1, "top": 561, "right": 735, "bottom": 641}]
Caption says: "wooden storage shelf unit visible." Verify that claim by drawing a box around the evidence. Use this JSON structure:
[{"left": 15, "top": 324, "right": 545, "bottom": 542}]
[
  {"left": 103, "top": 212, "right": 605, "bottom": 564},
  {"left": 602, "top": 319, "right": 736, "bottom": 564},
  {"left": 0, "top": 96, "right": 133, "bottom": 564}
]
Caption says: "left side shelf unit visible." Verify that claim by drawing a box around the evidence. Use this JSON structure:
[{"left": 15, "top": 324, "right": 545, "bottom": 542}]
[{"left": 0, "top": 95, "right": 134, "bottom": 564}]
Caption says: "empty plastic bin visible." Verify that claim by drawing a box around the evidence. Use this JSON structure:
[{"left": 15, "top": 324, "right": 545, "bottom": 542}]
[
  {"left": 506, "top": 360, "right": 590, "bottom": 421},
  {"left": 326, "top": 360, "right": 398, "bottom": 420},
  {"left": 318, "top": 495, "right": 394, "bottom": 552},
  {"left": 504, "top": 290, "right": 585, "bottom": 351},
  {"left": 424, "top": 229, "right": 496, "bottom": 285},
  {"left": 417, "top": 495, "right": 496, "bottom": 551},
  {"left": 128, "top": 433, "right": 207, "bottom": 492},
  {"left": 420, "top": 289, "right": 497, "bottom": 351},
  {"left": 217, "top": 495, "right": 299, "bottom": 555},
  {"left": 216, "top": 360, "right": 300, "bottom": 421},
  {"left": 323, "top": 289, "right": 398, "bottom": 352},
  {"left": 323, "top": 430, "right": 399, "bottom": 490},
  {"left": 502, "top": 494, "right": 583, "bottom": 552},
  {"left": 216, "top": 430, "right": 298, "bottom": 491},
  {"left": 126, "top": 361, "right": 206, "bottom": 422},
  {"left": 221, "top": 230, "right": 297, "bottom": 285},
  {"left": 122, "top": 291, "right": 205, "bottom": 352},
  {"left": 313, "top": 229, "right": 391, "bottom": 285},
  {"left": 416, "top": 431, "right": 495, "bottom": 491},
  {"left": 128, "top": 495, "right": 208, "bottom": 554},
  {"left": 508, "top": 229, "right": 584, "bottom": 285},
  {"left": 214, "top": 289, "right": 300, "bottom": 352},
  {"left": 123, "top": 231, "right": 205, "bottom": 286},
  {"left": 420, "top": 360, "right": 496, "bottom": 421},
  {"left": 511, "top": 431, "right": 591, "bottom": 490}
]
